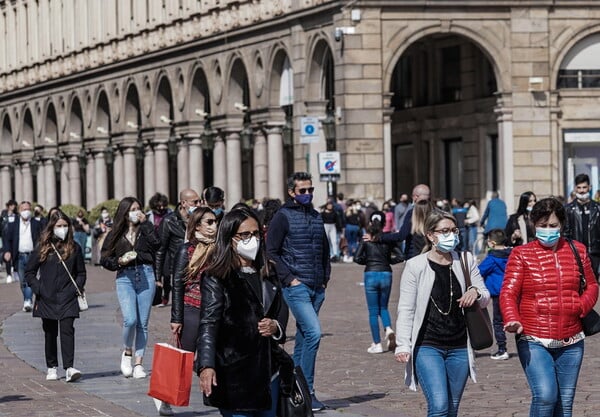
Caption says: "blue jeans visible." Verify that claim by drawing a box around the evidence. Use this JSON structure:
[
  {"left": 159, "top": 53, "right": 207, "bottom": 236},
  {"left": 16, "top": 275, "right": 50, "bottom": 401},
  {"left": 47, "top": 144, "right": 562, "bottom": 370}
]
[
  {"left": 116, "top": 264, "right": 156, "bottom": 358},
  {"left": 345, "top": 224, "right": 360, "bottom": 256},
  {"left": 73, "top": 231, "right": 88, "bottom": 259},
  {"left": 414, "top": 346, "right": 469, "bottom": 417},
  {"left": 364, "top": 271, "right": 392, "bottom": 343},
  {"left": 282, "top": 283, "right": 325, "bottom": 393},
  {"left": 17, "top": 252, "right": 33, "bottom": 302},
  {"left": 491, "top": 296, "right": 506, "bottom": 350},
  {"left": 219, "top": 377, "right": 279, "bottom": 417},
  {"left": 516, "top": 338, "right": 584, "bottom": 417},
  {"left": 468, "top": 226, "right": 479, "bottom": 255}
]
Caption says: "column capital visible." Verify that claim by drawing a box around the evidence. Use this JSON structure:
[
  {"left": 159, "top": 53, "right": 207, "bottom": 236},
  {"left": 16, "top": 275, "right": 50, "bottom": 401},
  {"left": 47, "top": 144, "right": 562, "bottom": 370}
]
[{"left": 112, "top": 131, "right": 139, "bottom": 149}]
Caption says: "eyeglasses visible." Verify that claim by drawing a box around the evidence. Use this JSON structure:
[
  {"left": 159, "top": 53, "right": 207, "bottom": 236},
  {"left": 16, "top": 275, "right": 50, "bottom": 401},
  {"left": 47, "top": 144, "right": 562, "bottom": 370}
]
[
  {"left": 433, "top": 227, "right": 460, "bottom": 237},
  {"left": 203, "top": 218, "right": 217, "bottom": 226},
  {"left": 296, "top": 187, "right": 314, "bottom": 195},
  {"left": 235, "top": 230, "right": 261, "bottom": 243}
]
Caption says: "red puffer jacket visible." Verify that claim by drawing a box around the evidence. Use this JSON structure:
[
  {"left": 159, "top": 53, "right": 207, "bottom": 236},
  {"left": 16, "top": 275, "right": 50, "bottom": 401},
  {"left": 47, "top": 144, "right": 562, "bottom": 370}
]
[{"left": 500, "top": 238, "right": 599, "bottom": 340}]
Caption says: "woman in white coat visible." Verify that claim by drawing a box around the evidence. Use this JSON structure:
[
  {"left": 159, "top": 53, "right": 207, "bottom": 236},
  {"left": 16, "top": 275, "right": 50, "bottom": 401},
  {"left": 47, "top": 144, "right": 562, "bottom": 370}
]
[{"left": 394, "top": 210, "right": 490, "bottom": 417}]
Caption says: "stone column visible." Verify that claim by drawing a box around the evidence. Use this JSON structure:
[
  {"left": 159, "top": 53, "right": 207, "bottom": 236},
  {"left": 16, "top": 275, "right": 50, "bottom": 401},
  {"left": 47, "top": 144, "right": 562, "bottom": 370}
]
[
  {"left": 253, "top": 128, "right": 268, "bottom": 200},
  {"left": 495, "top": 94, "right": 514, "bottom": 213},
  {"left": 95, "top": 151, "right": 108, "bottom": 204},
  {"left": 36, "top": 161, "right": 46, "bottom": 205},
  {"left": 383, "top": 94, "right": 394, "bottom": 201},
  {"left": 265, "top": 126, "right": 284, "bottom": 200},
  {"left": 154, "top": 142, "right": 169, "bottom": 196},
  {"left": 14, "top": 165, "right": 23, "bottom": 202},
  {"left": 177, "top": 138, "right": 190, "bottom": 191},
  {"left": 144, "top": 144, "right": 156, "bottom": 204},
  {"left": 188, "top": 136, "right": 204, "bottom": 194},
  {"left": 122, "top": 147, "right": 137, "bottom": 198},
  {"left": 43, "top": 160, "right": 57, "bottom": 208},
  {"left": 113, "top": 149, "right": 125, "bottom": 199},
  {"left": 22, "top": 163, "right": 33, "bottom": 202},
  {"left": 0, "top": 166, "right": 11, "bottom": 200},
  {"left": 60, "top": 159, "right": 69, "bottom": 206},
  {"left": 67, "top": 155, "right": 81, "bottom": 206},
  {"left": 226, "top": 132, "right": 242, "bottom": 206},
  {"left": 86, "top": 154, "right": 96, "bottom": 208},
  {"left": 212, "top": 135, "right": 227, "bottom": 191}
]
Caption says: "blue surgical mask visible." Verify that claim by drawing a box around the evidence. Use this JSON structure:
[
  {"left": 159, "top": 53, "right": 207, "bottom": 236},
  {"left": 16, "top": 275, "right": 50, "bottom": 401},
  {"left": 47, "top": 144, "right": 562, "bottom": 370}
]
[
  {"left": 187, "top": 206, "right": 198, "bottom": 215},
  {"left": 212, "top": 207, "right": 223, "bottom": 216},
  {"left": 295, "top": 193, "right": 313, "bottom": 206},
  {"left": 536, "top": 227, "right": 560, "bottom": 247},
  {"left": 526, "top": 206, "right": 532, "bottom": 212},
  {"left": 435, "top": 233, "right": 459, "bottom": 253}
]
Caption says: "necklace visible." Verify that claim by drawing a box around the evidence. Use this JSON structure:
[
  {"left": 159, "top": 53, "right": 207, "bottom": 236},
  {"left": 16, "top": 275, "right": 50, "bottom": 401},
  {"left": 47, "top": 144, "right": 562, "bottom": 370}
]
[{"left": 430, "top": 264, "right": 454, "bottom": 316}]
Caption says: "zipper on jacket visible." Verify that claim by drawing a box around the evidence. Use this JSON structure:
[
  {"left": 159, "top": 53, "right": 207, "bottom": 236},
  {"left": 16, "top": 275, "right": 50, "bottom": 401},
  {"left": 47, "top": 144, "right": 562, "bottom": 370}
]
[{"left": 554, "top": 250, "right": 563, "bottom": 334}]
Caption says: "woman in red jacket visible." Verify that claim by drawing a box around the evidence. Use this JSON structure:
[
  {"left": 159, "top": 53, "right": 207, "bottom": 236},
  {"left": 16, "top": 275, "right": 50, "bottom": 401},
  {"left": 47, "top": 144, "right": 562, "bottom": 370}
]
[{"left": 500, "top": 197, "right": 598, "bottom": 417}]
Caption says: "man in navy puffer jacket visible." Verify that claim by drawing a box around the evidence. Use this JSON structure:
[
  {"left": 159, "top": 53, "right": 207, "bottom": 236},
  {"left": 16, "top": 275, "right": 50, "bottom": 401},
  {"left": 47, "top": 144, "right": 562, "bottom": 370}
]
[{"left": 267, "top": 171, "right": 330, "bottom": 411}]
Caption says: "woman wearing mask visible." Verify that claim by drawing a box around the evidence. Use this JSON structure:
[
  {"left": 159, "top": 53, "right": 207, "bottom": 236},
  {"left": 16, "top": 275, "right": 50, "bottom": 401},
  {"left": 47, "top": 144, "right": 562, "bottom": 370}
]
[
  {"left": 505, "top": 191, "right": 537, "bottom": 247},
  {"left": 170, "top": 207, "right": 217, "bottom": 351},
  {"left": 25, "top": 210, "right": 86, "bottom": 382},
  {"left": 100, "top": 197, "right": 161, "bottom": 379},
  {"left": 395, "top": 210, "right": 490, "bottom": 417},
  {"left": 501, "top": 198, "right": 598, "bottom": 417},
  {"left": 92, "top": 207, "right": 113, "bottom": 264},
  {"left": 354, "top": 211, "right": 403, "bottom": 353},
  {"left": 197, "top": 207, "right": 287, "bottom": 417},
  {"left": 73, "top": 209, "right": 90, "bottom": 258}
]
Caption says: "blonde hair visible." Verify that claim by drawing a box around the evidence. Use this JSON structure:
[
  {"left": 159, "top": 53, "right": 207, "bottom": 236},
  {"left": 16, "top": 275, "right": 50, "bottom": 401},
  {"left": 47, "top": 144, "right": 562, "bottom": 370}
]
[{"left": 411, "top": 200, "right": 434, "bottom": 235}]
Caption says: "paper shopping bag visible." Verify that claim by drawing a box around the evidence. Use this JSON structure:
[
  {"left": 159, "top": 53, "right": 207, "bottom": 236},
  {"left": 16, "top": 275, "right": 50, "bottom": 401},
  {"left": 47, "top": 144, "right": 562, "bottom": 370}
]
[{"left": 147, "top": 343, "right": 194, "bottom": 406}]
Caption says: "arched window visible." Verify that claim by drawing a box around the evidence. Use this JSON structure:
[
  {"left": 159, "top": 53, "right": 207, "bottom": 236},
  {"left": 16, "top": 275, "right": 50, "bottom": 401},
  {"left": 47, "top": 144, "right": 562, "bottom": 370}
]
[{"left": 558, "top": 34, "right": 600, "bottom": 89}]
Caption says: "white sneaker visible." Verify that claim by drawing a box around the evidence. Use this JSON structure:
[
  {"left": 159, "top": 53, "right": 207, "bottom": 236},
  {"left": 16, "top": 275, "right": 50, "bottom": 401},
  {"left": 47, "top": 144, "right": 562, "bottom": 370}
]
[
  {"left": 384, "top": 327, "right": 397, "bottom": 351},
  {"left": 46, "top": 367, "right": 58, "bottom": 381},
  {"left": 65, "top": 367, "right": 82, "bottom": 382},
  {"left": 121, "top": 352, "right": 133, "bottom": 377},
  {"left": 23, "top": 300, "right": 32, "bottom": 312},
  {"left": 132, "top": 364, "right": 147, "bottom": 379},
  {"left": 367, "top": 343, "right": 384, "bottom": 354},
  {"left": 6, "top": 275, "right": 12, "bottom": 283},
  {"left": 159, "top": 402, "right": 175, "bottom": 416}
]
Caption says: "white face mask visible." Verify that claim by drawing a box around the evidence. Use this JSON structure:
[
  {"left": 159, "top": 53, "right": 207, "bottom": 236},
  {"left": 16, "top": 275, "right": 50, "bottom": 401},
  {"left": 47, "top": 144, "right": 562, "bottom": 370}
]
[
  {"left": 129, "top": 210, "right": 141, "bottom": 224},
  {"left": 101, "top": 211, "right": 109, "bottom": 219},
  {"left": 236, "top": 236, "right": 260, "bottom": 261},
  {"left": 576, "top": 192, "right": 590, "bottom": 202},
  {"left": 54, "top": 226, "right": 68, "bottom": 241},
  {"left": 20, "top": 210, "right": 31, "bottom": 220}
]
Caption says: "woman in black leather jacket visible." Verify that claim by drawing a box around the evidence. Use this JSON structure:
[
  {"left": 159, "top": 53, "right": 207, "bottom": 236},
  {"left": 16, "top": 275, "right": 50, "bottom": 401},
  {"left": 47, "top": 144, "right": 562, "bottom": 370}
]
[
  {"left": 197, "top": 207, "right": 287, "bottom": 417},
  {"left": 170, "top": 207, "right": 217, "bottom": 351},
  {"left": 355, "top": 211, "right": 403, "bottom": 354},
  {"left": 100, "top": 196, "right": 160, "bottom": 380}
]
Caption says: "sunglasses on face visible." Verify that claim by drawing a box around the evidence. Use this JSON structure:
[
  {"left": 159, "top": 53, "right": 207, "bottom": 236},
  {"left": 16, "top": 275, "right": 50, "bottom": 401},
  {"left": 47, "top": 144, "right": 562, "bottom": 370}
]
[
  {"left": 203, "top": 219, "right": 217, "bottom": 226},
  {"left": 296, "top": 187, "right": 315, "bottom": 195},
  {"left": 235, "top": 230, "right": 261, "bottom": 243}
]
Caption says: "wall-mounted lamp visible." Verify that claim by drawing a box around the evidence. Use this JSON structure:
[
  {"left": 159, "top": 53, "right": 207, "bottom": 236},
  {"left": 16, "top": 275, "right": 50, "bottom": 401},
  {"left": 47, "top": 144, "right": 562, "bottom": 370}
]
[
  {"left": 69, "top": 132, "right": 80, "bottom": 139},
  {"left": 528, "top": 77, "right": 544, "bottom": 92},
  {"left": 52, "top": 155, "right": 62, "bottom": 176},
  {"left": 160, "top": 115, "right": 172, "bottom": 124},
  {"left": 44, "top": 136, "right": 55, "bottom": 144},
  {"left": 195, "top": 109, "right": 208, "bottom": 118},
  {"left": 103, "top": 144, "right": 114, "bottom": 165},
  {"left": 320, "top": 113, "right": 336, "bottom": 151},
  {"left": 22, "top": 140, "right": 32, "bottom": 148},
  {"left": 97, "top": 126, "right": 108, "bottom": 134},
  {"left": 234, "top": 102, "right": 248, "bottom": 112},
  {"left": 240, "top": 126, "right": 254, "bottom": 151},
  {"left": 127, "top": 121, "right": 138, "bottom": 129},
  {"left": 334, "top": 26, "right": 355, "bottom": 42},
  {"left": 201, "top": 128, "right": 215, "bottom": 151}
]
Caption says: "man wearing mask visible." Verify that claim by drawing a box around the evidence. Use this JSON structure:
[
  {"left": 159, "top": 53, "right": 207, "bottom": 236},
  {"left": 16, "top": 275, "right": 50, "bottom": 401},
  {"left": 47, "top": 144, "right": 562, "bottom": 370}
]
[
  {"left": 564, "top": 173, "right": 600, "bottom": 275},
  {"left": 266, "top": 172, "right": 331, "bottom": 411},
  {"left": 202, "top": 186, "right": 226, "bottom": 221},
  {"left": 2, "top": 201, "right": 43, "bottom": 311},
  {"left": 155, "top": 188, "right": 200, "bottom": 307}
]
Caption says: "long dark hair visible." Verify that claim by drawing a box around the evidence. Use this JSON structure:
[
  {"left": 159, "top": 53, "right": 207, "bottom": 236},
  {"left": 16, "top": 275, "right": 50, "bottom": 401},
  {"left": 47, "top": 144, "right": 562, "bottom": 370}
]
[
  {"left": 367, "top": 211, "right": 385, "bottom": 241},
  {"left": 206, "top": 206, "right": 265, "bottom": 279},
  {"left": 104, "top": 196, "right": 142, "bottom": 255},
  {"left": 39, "top": 210, "right": 76, "bottom": 262},
  {"left": 516, "top": 191, "right": 536, "bottom": 217}
]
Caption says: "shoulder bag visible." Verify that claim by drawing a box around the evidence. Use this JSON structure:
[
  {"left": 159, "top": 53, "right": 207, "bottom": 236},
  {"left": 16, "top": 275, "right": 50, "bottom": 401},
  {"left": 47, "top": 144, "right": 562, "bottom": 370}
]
[
  {"left": 567, "top": 239, "right": 600, "bottom": 336},
  {"left": 460, "top": 251, "right": 493, "bottom": 350},
  {"left": 274, "top": 346, "right": 314, "bottom": 417},
  {"left": 52, "top": 243, "right": 88, "bottom": 311}
]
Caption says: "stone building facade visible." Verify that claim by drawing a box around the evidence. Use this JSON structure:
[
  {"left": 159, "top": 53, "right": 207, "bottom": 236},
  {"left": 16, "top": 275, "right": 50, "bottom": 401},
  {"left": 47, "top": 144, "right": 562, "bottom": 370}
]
[{"left": 1, "top": 0, "right": 600, "bottom": 211}]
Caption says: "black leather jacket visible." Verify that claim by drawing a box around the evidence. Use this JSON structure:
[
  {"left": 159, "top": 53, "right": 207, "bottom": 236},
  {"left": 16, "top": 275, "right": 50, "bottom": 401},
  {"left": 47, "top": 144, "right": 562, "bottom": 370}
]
[
  {"left": 564, "top": 200, "right": 600, "bottom": 257},
  {"left": 155, "top": 209, "right": 187, "bottom": 277},
  {"left": 100, "top": 221, "right": 160, "bottom": 272},
  {"left": 354, "top": 239, "right": 404, "bottom": 271}
]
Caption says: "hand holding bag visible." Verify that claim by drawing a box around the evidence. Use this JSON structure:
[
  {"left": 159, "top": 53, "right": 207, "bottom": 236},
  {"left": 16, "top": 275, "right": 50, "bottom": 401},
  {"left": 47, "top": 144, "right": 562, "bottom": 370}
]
[
  {"left": 52, "top": 243, "right": 88, "bottom": 312},
  {"left": 567, "top": 240, "right": 600, "bottom": 336},
  {"left": 460, "top": 251, "right": 494, "bottom": 350},
  {"left": 274, "top": 346, "right": 314, "bottom": 417},
  {"left": 147, "top": 336, "right": 194, "bottom": 406}
]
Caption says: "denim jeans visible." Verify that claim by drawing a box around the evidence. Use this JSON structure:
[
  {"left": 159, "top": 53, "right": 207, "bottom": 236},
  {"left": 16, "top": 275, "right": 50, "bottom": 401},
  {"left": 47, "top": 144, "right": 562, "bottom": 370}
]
[
  {"left": 345, "top": 224, "right": 360, "bottom": 256},
  {"left": 219, "top": 376, "right": 279, "bottom": 417},
  {"left": 17, "top": 252, "right": 33, "bottom": 302},
  {"left": 364, "top": 271, "right": 392, "bottom": 344},
  {"left": 282, "top": 283, "right": 325, "bottom": 393},
  {"left": 73, "top": 231, "right": 88, "bottom": 259},
  {"left": 414, "top": 345, "right": 469, "bottom": 417},
  {"left": 116, "top": 264, "right": 156, "bottom": 358},
  {"left": 491, "top": 296, "right": 506, "bottom": 350},
  {"left": 516, "top": 338, "right": 584, "bottom": 417},
  {"left": 468, "top": 226, "right": 479, "bottom": 255}
]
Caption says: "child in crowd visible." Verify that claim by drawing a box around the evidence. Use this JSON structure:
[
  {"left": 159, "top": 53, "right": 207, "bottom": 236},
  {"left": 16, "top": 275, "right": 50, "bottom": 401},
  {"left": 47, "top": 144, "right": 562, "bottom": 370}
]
[{"left": 478, "top": 228, "right": 512, "bottom": 360}]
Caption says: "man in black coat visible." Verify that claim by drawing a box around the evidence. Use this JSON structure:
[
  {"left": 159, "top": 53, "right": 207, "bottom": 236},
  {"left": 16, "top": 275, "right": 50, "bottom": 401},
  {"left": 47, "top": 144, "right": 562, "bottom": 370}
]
[{"left": 2, "top": 201, "right": 43, "bottom": 311}]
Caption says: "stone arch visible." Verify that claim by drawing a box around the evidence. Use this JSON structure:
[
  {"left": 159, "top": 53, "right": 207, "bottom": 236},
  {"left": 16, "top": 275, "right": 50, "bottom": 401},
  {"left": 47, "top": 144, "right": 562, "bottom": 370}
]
[
  {"left": 305, "top": 35, "right": 335, "bottom": 102},
  {"left": 268, "top": 46, "right": 294, "bottom": 107},
  {"left": 43, "top": 101, "right": 59, "bottom": 147},
  {"left": 154, "top": 73, "right": 174, "bottom": 125},
  {"left": 188, "top": 64, "right": 211, "bottom": 119},
  {"left": 227, "top": 56, "right": 250, "bottom": 113},
  {"left": 551, "top": 25, "right": 600, "bottom": 88},
  {"left": 383, "top": 24, "right": 508, "bottom": 96},
  {"left": 20, "top": 107, "right": 35, "bottom": 151},
  {"left": 123, "top": 80, "right": 141, "bottom": 129},
  {"left": 1, "top": 112, "right": 13, "bottom": 154},
  {"left": 94, "top": 89, "right": 111, "bottom": 135},
  {"left": 66, "top": 95, "right": 84, "bottom": 143}
]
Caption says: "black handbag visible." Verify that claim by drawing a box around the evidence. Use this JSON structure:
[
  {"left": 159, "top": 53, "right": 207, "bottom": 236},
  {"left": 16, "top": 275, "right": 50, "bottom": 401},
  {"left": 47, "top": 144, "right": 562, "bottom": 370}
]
[
  {"left": 567, "top": 240, "right": 600, "bottom": 336},
  {"left": 460, "top": 252, "right": 494, "bottom": 350},
  {"left": 275, "top": 346, "right": 313, "bottom": 417}
]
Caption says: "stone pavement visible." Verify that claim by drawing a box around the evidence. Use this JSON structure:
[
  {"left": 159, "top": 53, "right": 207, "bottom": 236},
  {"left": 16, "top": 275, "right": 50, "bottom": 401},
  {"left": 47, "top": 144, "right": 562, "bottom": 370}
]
[{"left": 1, "top": 261, "right": 600, "bottom": 416}]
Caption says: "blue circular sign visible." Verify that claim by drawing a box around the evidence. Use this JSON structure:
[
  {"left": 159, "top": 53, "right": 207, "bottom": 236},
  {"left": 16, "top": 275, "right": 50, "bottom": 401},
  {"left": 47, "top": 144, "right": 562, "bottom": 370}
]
[
  {"left": 304, "top": 125, "right": 315, "bottom": 135},
  {"left": 325, "top": 160, "right": 336, "bottom": 172}
]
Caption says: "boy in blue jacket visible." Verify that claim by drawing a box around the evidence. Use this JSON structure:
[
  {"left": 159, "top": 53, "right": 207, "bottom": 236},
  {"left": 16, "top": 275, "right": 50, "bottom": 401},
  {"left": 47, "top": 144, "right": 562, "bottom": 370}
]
[{"left": 478, "top": 228, "right": 512, "bottom": 360}]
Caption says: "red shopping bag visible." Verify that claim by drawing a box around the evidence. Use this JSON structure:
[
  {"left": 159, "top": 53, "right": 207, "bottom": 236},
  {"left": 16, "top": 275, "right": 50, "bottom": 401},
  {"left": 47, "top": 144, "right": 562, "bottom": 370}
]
[{"left": 147, "top": 342, "right": 194, "bottom": 406}]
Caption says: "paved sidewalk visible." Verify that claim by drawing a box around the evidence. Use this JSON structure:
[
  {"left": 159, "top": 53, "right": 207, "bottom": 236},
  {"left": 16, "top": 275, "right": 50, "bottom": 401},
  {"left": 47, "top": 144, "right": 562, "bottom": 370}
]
[{"left": 2, "top": 262, "right": 600, "bottom": 416}]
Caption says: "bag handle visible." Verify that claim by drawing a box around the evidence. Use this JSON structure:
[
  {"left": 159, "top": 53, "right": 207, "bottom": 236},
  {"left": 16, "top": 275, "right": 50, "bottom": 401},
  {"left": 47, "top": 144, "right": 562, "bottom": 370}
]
[
  {"left": 460, "top": 251, "right": 472, "bottom": 287},
  {"left": 566, "top": 239, "right": 586, "bottom": 295},
  {"left": 51, "top": 243, "right": 83, "bottom": 297}
]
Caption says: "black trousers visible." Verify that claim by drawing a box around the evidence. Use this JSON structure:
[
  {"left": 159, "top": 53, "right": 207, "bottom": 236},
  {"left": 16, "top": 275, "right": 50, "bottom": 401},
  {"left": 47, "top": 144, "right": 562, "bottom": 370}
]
[
  {"left": 181, "top": 305, "right": 201, "bottom": 352},
  {"left": 42, "top": 317, "right": 75, "bottom": 369}
]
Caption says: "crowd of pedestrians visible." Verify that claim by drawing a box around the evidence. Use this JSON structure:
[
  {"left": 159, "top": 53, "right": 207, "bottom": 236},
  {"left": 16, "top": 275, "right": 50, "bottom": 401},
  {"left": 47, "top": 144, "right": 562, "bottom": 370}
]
[{"left": 2, "top": 170, "right": 600, "bottom": 417}]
